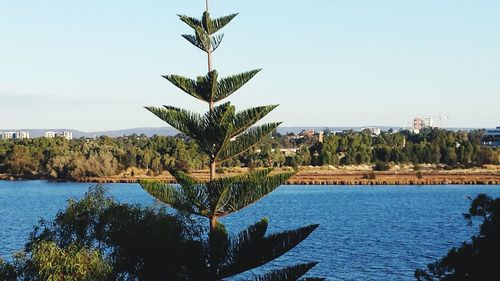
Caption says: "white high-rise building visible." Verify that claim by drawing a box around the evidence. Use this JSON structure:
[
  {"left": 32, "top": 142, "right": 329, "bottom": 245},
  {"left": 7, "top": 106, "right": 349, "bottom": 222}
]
[{"left": 412, "top": 117, "right": 434, "bottom": 134}]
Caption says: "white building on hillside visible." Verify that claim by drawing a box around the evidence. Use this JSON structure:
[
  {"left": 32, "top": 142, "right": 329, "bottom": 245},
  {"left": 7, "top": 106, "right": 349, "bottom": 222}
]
[
  {"left": 60, "top": 131, "right": 73, "bottom": 140},
  {"left": 45, "top": 131, "right": 57, "bottom": 138},
  {"left": 15, "top": 131, "right": 30, "bottom": 139},
  {"left": 1, "top": 132, "right": 15, "bottom": 139},
  {"left": 44, "top": 131, "right": 73, "bottom": 140},
  {"left": 2, "top": 131, "right": 30, "bottom": 139}
]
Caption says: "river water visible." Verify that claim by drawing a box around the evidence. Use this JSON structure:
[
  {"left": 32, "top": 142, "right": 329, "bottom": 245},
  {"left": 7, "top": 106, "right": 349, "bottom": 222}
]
[{"left": 1, "top": 181, "right": 499, "bottom": 280}]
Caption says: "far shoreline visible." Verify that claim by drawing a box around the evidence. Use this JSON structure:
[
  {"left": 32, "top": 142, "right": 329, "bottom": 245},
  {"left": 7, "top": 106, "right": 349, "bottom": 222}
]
[{"left": 2, "top": 165, "right": 500, "bottom": 186}]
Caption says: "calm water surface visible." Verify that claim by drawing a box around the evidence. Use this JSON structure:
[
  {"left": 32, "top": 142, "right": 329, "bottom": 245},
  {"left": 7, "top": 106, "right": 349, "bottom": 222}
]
[{"left": 1, "top": 181, "right": 500, "bottom": 280}]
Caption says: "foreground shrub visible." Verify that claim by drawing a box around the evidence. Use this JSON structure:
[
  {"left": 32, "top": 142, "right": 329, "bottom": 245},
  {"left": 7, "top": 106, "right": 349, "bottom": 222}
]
[
  {"left": 415, "top": 194, "right": 500, "bottom": 280},
  {"left": 0, "top": 242, "right": 111, "bottom": 281},
  {"left": 32, "top": 241, "right": 111, "bottom": 281},
  {"left": 1, "top": 185, "right": 206, "bottom": 281}
]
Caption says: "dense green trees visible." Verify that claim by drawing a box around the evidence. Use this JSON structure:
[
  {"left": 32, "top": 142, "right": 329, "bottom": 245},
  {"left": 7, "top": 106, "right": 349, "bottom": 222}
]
[
  {"left": 415, "top": 194, "right": 500, "bottom": 280},
  {"left": 0, "top": 135, "right": 207, "bottom": 179},
  {"left": 0, "top": 128, "right": 498, "bottom": 179},
  {"left": 312, "top": 129, "right": 498, "bottom": 168}
]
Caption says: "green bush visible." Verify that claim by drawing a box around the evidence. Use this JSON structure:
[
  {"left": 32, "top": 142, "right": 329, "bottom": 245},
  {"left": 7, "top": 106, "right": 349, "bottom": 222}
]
[
  {"left": 415, "top": 194, "right": 500, "bottom": 280},
  {"left": 0, "top": 242, "right": 110, "bottom": 281},
  {"left": 373, "top": 162, "right": 390, "bottom": 171},
  {"left": 32, "top": 241, "right": 111, "bottom": 281},
  {"left": 1, "top": 185, "right": 206, "bottom": 281}
]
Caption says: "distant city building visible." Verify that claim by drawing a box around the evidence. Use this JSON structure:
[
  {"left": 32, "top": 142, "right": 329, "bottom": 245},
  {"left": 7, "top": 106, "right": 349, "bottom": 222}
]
[
  {"left": 318, "top": 131, "right": 324, "bottom": 143},
  {"left": 362, "top": 127, "right": 381, "bottom": 136},
  {"left": 412, "top": 117, "right": 434, "bottom": 133},
  {"left": 483, "top": 127, "right": 500, "bottom": 147},
  {"left": 2, "top": 131, "right": 30, "bottom": 139},
  {"left": 45, "top": 131, "right": 57, "bottom": 138},
  {"left": 60, "top": 131, "right": 73, "bottom": 140},
  {"left": 44, "top": 131, "right": 73, "bottom": 140},
  {"left": 298, "top": 129, "right": 314, "bottom": 138},
  {"left": 254, "top": 148, "right": 298, "bottom": 156},
  {"left": 16, "top": 131, "right": 30, "bottom": 139},
  {"left": 1, "top": 132, "right": 15, "bottom": 140},
  {"left": 280, "top": 148, "right": 298, "bottom": 156}
]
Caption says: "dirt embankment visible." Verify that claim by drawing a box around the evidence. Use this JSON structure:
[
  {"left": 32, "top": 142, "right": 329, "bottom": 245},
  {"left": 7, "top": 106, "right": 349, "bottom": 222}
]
[
  {"left": 75, "top": 165, "right": 500, "bottom": 185},
  {"left": 3, "top": 165, "right": 500, "bottom": 185}
]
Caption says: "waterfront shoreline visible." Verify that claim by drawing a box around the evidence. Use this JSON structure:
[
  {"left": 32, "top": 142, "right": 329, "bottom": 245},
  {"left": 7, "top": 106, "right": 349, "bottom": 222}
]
[{"left": 2, "top": 166, "right": 500, "bottom": 185}]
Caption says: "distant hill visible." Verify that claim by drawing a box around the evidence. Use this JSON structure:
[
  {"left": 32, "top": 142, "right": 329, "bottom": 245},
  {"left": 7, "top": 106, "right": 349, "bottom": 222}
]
[
  {"left": 0, "top": 126, "right": 484, "bottom": 138},
  {"left": 0, "top": 128, "right": 178, "bottom": 138}
]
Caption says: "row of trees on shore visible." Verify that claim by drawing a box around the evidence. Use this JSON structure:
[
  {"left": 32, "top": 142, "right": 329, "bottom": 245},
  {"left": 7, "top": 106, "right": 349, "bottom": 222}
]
[
  {"left": 317, "top": 129, "right": 498, "bottom": 167},
  {"left": 0, "top": 135, "right": 206, "bottom": 179},
  {"left": 0, "top": 128, "right": 498, "bottom": 179}
]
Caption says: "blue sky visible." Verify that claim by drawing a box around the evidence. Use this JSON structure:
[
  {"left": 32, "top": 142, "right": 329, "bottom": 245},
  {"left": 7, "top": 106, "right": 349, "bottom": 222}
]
[{"left": 1, "top": 0, "right": 499, "bottom": 131}]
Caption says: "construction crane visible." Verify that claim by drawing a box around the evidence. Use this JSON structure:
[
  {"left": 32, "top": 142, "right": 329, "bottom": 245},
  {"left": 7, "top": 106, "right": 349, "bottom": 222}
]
[{"left": 433, "top": 116, "right": 450, "bottom": 128}]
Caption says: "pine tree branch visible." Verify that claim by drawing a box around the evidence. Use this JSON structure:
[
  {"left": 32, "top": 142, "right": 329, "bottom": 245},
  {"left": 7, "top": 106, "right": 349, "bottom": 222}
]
[
  {"left": 178, "top": 14, "right": 202, "bottom": 30},
  {"left": 216, "top": 122, "right": 282, "bottom": 163},
  {"left": 223, "top": 170, "right": 295, "bottom": 215},
  {"left": 211, "top": 34, "right": 224, "bottom": 52},
  {"left": 229, "top": 218, "right": 269, "bottom": 264},
  {"left": 163, "top": 71, "right": 219, "bottom": 104},
  {"left": 209, "top": 13, "right": 238, "bottom": 34},
  {"left": 214, "top": 69, "right": 262, "bottom": 102},
  {"left": 198, "top": 102, "right": 235, "bottom": 158},
  {"left": 139, "top": 180, "right": 202, "bottom": 216},
  {"left": 179, "top": 13, "right": 238, "bottom": 35},
  {"left": 242, "top": 263, "right": 319, "bottom": 281},
  {"left": 169, "top": 171, "right": 211, "bottom": 216},
  {"left": 220, "top": 225, "right": 320, "bottom": 278},
  {"left": 197, "top": 169, "right": 293, "bottom": 218},
  {"left": 161, "top": 74, "right": 205, "bottom": 101},
  {"left": 163, "top": 70, "right": 261, "bottom": 105},
  {"left": 181, "top": 34, "right": 207, "bottom": 52},
  {"left": 205, "top": 176, "right": 235, "bottom": 219},
  {"left": 144, "top": 106, "right": 202, "bottom": 138},
  {"left": 231, "top": 105, "right": 279, "bottom": 138},
  {"left": 183, "top": 26, "right": 211, "bottom": 52}
]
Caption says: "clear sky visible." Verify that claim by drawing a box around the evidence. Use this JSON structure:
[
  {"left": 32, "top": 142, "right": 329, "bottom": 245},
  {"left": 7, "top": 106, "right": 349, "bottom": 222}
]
[{"left": 1, "top": 0, "right": 499, "bottom": 131}]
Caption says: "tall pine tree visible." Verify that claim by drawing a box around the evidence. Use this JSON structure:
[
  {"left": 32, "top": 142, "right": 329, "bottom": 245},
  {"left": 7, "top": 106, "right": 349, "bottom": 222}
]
[{"left": 141, "top": 1, "right": 323, "bottom": 280}]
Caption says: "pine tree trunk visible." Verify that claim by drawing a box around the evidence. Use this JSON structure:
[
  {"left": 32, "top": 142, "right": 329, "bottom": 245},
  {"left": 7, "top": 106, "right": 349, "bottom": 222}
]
[
  {"left": 209, "top": 216, "right": 217, "bottom": 231},
  {"left": 206, "top": 0, "right": 214, "bottom": 112},
  {"left": 210, "top": 161, "right": 216, "bottom": 181}
]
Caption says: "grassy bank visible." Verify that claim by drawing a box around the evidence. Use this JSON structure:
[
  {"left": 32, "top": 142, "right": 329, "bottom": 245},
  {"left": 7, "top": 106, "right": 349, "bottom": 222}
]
[{"left": 4, "top": 165, "right": 498, "bottom": 185}]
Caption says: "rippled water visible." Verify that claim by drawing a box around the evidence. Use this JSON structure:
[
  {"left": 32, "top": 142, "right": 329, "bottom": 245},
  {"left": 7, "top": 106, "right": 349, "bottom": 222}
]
[{"left": 1, "top": 181, "right": 500, "bottom": 280}]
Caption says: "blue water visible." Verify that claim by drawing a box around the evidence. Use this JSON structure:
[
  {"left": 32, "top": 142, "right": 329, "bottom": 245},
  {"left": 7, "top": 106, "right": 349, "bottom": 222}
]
[{"left": 1, "top": 181, "right": 500, "bottom": 280}]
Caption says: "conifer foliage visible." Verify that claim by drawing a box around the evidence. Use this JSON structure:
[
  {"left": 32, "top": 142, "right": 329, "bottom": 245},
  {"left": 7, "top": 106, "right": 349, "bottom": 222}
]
[{"left": 141, "top": 1, "right": 323, "bottom": 280}]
